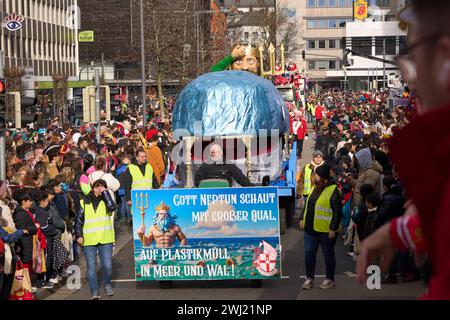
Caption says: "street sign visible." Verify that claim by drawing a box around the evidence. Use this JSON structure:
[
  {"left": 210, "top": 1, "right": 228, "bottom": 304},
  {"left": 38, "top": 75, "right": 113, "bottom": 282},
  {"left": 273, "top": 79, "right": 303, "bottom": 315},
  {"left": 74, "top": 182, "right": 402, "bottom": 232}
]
[
  {"left": 79, "top": 30, "right": 94, "bottom": 42},
  {"left": 22, "top": 67, "right": 35, "bottom": 98},
  {"left": 354, "top": 0, "right": 368, "bottom": 21}
]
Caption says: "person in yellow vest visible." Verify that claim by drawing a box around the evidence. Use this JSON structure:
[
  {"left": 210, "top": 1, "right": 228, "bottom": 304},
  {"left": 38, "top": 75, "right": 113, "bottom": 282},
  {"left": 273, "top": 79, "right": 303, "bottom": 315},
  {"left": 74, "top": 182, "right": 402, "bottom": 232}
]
[
  {"left": 296, "top": 150, "right": 325, "bottom": 208},
  {"left": 299, "top": 163, "right": 342, "bottom": 290},
  {"left": 75, "top": 179, "right": 117, "bottom": 300},
  {"left": 121, "top": 149, "right": 160, "bottom": 208},
  {"left": 307, "top": 100, "right": 316, "bottom": 124}
]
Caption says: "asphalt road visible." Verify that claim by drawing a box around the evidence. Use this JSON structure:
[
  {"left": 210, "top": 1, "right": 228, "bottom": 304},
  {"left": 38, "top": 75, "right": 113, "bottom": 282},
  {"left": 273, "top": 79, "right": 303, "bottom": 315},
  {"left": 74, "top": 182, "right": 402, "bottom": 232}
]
[{"left": 46, "top": 126, "right": 425, "bottom": 300}]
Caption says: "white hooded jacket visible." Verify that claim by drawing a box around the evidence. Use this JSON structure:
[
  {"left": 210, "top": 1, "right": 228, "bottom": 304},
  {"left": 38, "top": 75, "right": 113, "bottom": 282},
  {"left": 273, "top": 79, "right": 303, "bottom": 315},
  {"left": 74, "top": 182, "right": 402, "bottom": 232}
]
[{"left": 88, "top": 170, "right": 121, "bottom": 201}]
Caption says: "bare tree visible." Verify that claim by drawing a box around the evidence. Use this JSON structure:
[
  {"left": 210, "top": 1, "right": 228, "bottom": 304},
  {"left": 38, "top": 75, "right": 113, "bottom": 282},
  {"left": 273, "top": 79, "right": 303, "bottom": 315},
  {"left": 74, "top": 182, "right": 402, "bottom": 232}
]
[
  {"left": 225, "top": 1, "right": 301, "bottom": 65},
  {"left": 129, "top": 0, "right": 211, "bottom": 120},
  {"left": 257, "top": 1, "right": 302, "bottom": 61},
  {"left": 52, "top": 74, "right": 69, "bottom": 123},
  {"left": 5, "top": 66, "right": 24, "bottom": 122}
]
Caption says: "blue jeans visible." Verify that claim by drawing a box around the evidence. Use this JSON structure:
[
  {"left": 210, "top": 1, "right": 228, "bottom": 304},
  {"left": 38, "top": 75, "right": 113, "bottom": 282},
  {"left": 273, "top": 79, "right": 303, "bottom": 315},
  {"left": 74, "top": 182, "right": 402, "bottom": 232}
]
[
  {"left": 304, "top": 231, "right": 337, "bottom": 281},
  {"left": 118, "top": 195, "right": 132, "bottom": 220},
  {"left": 83, "top": 243, "right": 113, "bottom": 294}
]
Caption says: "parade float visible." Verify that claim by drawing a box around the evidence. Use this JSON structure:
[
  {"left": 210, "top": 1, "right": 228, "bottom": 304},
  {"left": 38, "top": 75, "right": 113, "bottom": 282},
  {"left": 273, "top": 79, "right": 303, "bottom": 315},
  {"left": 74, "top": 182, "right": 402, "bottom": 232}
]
[
  {"left": 130, "top": 43, "right": 297, "bottom": 288},
  {"left": 171, "top": 42, "right": 298, "bottom": 235}
]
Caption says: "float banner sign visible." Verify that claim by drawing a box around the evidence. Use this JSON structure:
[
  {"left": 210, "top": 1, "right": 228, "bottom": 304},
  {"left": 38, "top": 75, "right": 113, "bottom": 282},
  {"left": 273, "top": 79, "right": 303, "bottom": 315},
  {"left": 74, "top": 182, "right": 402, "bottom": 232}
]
[{"left": 132, "top": 187, "right": 281, "bottom": 281}]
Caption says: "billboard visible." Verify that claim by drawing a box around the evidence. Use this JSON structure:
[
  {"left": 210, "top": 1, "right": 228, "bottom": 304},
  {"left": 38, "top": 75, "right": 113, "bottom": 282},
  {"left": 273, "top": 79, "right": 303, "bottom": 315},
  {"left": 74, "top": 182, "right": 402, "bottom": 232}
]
[
  {"left": 354, "top": 0, "right": 368, "bottom": 21},
  {"left": 132, "top": 187, "right": 281, "bottom": 281}
]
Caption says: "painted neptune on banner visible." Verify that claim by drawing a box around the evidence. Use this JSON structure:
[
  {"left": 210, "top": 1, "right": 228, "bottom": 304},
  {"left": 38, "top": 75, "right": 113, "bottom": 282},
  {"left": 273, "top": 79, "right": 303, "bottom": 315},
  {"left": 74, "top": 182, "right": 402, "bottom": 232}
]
[{"left": 137, "top": 201, "right": 187, "bottom": 248}]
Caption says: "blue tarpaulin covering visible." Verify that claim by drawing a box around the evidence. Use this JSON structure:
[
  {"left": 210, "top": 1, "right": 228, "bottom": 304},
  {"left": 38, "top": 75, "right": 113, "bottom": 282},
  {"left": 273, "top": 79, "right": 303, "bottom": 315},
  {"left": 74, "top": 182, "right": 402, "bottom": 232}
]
[{"left": 172, "top": 71, "right": 290, "bottom": 137}]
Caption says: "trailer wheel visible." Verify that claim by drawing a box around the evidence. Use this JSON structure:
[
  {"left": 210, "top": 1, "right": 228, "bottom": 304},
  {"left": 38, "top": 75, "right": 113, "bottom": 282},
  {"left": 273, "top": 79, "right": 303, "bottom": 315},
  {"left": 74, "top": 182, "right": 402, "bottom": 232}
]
[{"left": 279, "top": 208, "right": 287, "bottom": 235}]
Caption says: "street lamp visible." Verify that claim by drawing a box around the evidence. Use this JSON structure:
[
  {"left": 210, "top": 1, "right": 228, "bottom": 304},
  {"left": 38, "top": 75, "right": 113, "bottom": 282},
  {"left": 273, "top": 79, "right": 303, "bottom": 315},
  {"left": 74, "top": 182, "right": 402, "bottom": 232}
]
[{"left": 140, "top": 0, "right": 147, "bottom": 129}]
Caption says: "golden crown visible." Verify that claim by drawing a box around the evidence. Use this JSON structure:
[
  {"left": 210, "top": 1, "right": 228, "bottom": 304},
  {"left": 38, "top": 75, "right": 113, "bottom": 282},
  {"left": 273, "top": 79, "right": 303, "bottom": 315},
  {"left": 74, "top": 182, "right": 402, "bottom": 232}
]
[
  {"left": 156, "top": 201, "right": 170, "bottom": 212},
  {"left": 233, "top": 43, "right": 261, "bottom": 59}
]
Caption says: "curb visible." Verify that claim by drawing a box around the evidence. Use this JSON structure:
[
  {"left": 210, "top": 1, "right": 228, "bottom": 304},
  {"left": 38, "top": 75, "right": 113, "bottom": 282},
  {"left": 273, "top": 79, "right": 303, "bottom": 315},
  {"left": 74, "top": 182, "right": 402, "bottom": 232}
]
[{"left": 35, "top": 224, "right": 133, "bottom": 300}]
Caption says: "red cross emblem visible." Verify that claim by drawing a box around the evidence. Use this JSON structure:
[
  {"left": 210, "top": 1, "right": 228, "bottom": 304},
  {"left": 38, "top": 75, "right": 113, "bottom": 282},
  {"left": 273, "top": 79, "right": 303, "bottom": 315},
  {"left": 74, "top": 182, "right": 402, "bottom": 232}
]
[{"left": 258, "top": 253, "right": 276, "bottom": 273}]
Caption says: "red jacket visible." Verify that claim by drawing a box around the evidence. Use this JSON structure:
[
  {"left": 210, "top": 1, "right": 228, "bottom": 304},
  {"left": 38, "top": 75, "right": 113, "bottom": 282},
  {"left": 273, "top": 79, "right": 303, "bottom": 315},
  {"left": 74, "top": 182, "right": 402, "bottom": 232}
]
[
  {"left": 390, "top": 103, "right": 450, "bottom": 300},
  {"left": 390, "top": 214, "right": 425, "bottom": 253},
  {"left": 294, "top": 118, "right": 307, "bottom": 140},
  {"left": 289, "top": 114, "right": 294, "bottom": 134},
  {"left": 315, "top": 105, "right": 324, "bottom": 120}
]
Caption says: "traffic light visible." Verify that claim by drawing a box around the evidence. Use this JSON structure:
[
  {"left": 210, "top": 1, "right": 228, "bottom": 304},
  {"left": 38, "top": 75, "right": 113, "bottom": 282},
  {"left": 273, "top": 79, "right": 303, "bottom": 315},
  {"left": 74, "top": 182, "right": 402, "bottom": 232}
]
[
  {"left": 0, "top": 78, "right": 6, "bottom": 129},
  {"left": 73, "top": 88, "right": 83, "bottom": 119},
  {"left": 110, "top": 87, "right": 121, "bottom": 108},
  {"left": 302, "top": 50, "right": 306, "bottom": 60}
]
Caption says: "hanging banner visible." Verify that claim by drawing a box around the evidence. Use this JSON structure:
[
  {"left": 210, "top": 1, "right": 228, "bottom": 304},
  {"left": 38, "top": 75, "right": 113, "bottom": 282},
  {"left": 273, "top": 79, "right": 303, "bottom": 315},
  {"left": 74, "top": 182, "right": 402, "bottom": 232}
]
[
  {"left": 354, "top": 0, "right": 368, "bottom": 21},
  {"left": 132, "top": 187, "right": 281, "bottom": 281}
]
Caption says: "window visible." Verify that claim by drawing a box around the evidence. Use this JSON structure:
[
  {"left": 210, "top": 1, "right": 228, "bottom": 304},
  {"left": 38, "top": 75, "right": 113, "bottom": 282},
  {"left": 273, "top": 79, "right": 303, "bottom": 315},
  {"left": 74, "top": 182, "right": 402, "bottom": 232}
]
[
  {"left": 329, "top": 61, "right": 337, "bottom": 69},
  {"left": 319, "top": 40, "right": 326, "bottom": 48},
  {"left": 375, "top": 36, "right": 396, "bottom": 55},
  {"left": 328, "top": 0, "right": 337, "bottom": 6},
  {"left": 318, "top": 0, "right": 326, "bottom": 7},
  {"left": 252, "top": 32, "right": 258, "bottom": 40},
  {"left": 399, "top": 36, "right": 407, "bottom": 54},
  {"left": 375, "top": 0, "right": 390, "bottom": 7},
  {"left": 317, "top": 61, "right": 328, "bottom": 70},
  {"left": 307, "top": 20, "right": 316, "bottom": 29},
  {"left": 329, "top": 39, "right": 337, "bottom": 48},
  {"left": 244, "top": 32, "right": 249, "bottom": 40},
  {"left": 307, "top": 40, "right": 316, "bottom": 49},
  {"left": 339, "top": 0, "right": 349, "bottom": 7},
  {"left": 308, "top": 61, "right": 316, "bottom": 70},
  {"left": 307, "top": 18, "right": 351, "bottom": 29},
  {"left": 352, "top": 37, "right": 372, "bottom": 56},
  {"left": 328, "top": 19, "right": 338, "bottom": 28},
  {"left": 307, "top": 0, "right": 316, "bottom": 7}
]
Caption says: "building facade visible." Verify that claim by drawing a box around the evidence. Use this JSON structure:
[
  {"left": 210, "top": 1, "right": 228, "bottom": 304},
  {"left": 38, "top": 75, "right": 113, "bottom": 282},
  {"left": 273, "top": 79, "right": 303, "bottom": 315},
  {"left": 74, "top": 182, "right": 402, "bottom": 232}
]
[
  {"left": 0, "top": 0, "right": 79, "bottom": 80},
  {"left": 330, "top": 19, "right": 407, "bottom": 90},
  {"left": 286, "top": 0, "right": 401, "bottom": 88},
  {"left": 225, "top": 0, "right": 276, "bottom": 47},
  {"left": 78, "top": 0, "right": 211, "bottom": 84}
]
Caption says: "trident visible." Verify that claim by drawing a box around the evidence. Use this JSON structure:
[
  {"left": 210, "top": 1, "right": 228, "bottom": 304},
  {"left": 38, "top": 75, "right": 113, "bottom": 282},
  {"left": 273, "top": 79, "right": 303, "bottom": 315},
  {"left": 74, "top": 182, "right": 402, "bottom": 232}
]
[
  {"left": 135, "top": 192, "right": 149, "bottom": 244},
  {"left": 259, "top": 42, "right": 285, "bottom": 77}
]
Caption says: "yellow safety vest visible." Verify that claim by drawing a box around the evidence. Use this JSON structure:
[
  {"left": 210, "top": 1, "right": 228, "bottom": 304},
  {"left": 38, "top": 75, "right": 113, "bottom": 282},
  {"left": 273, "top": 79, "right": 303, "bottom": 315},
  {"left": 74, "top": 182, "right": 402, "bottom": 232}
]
[
  {"left": 305, "top": 185, "right": 337, "bottom": 233},
  {"left": 80, "top": 199, "right": 115, "bottom": 246},
  {"left": 129, "top": 164, "right": 153, "bottom": 190},
  {"left": 310, "top": 104, "right": 316, "bottom": 116},
  {"left": 303, "top": 165, "right": 313, "bottom": 196}
]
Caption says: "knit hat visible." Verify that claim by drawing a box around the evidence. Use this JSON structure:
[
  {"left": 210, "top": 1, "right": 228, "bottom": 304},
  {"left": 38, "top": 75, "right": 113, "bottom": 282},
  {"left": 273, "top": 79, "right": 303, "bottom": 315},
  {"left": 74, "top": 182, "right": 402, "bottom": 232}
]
[
  {"left": 315, "top": 163, "right": 331, "bottom": 180},
  {"left": 312, "top": 150, "right": 323, "bottom": 158}
]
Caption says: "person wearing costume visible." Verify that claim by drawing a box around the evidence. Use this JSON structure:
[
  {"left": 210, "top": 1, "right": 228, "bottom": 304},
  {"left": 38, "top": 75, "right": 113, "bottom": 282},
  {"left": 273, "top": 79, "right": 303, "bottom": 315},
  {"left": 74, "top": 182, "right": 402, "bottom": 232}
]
[{"left": 211, "top": 44, "right": 260, "bottom": 74}]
